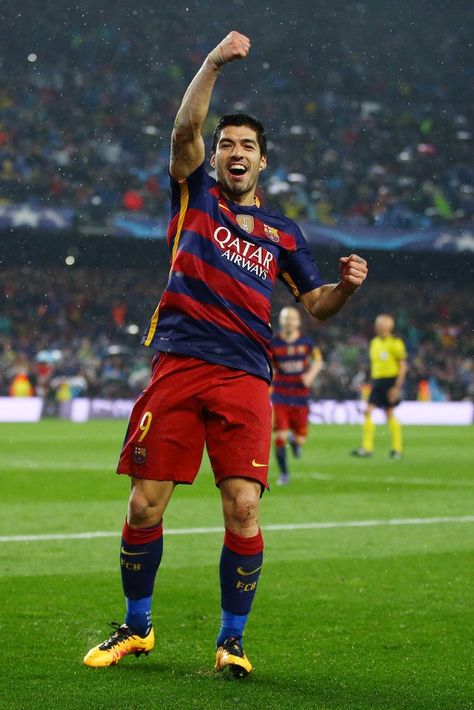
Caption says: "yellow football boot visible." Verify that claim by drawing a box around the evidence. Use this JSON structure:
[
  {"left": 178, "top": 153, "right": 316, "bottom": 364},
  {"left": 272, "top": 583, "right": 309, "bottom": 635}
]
[
  {"left": 83, "top": 623, "right": 154, "bottom": 668},
  {"left": 215, "top": 637, "right": 253, "bottom": 678}
]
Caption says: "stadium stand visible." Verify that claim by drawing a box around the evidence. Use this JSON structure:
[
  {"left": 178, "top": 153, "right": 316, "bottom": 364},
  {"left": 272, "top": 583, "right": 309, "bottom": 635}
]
[
  {"left": 1, "top": 237, "right": 472, "bottom": 402},
  {"left": 0, "top": 1, "right": 472, "bottom": 403},
  {"left": 0, "top": 1, "right": 472, "bottom": 227}
]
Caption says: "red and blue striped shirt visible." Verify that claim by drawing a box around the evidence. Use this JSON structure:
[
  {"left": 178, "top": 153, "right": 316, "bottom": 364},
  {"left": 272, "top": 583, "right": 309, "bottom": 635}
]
[
  {"left": 143, "top": 163, "right": 324, "bottom": 382},
  {"left": 271, "top": 335, "right": 322, "bottom": 406}
]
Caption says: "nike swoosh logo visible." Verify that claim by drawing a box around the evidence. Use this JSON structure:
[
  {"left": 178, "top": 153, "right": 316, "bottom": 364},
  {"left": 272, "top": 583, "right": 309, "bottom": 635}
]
[
  {"left": 120, "top": 547, "right": 149, "bottom": 557},
  {"left": 237, "top": 565, "right": 263, "bottom": 576},
  {"left": 251, "top": 459, "right": 267, "bottom": 468}
]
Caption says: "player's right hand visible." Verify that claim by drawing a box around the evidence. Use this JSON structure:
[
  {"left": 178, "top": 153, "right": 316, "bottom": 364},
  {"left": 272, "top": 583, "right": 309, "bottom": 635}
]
[{"left": 208, "top": 31, "right": 251, "bottom": 67}]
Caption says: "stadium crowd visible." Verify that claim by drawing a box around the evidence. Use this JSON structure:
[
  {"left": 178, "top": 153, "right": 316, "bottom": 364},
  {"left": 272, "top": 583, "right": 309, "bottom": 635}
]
[
  {"left": 1, "top": 2, "right": 472, "bottom": 404},
  {"left": 0, "top": 1, "right": 472, "bottom": 228},
  {"left": 1, "top": 261, "right": 472, "bottom": 403}
]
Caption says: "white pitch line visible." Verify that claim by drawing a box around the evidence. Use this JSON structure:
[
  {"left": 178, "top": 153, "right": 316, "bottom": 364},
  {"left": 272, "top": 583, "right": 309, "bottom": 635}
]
[{"left": 0, "top": 516, "right": 473, "bottom": 544}]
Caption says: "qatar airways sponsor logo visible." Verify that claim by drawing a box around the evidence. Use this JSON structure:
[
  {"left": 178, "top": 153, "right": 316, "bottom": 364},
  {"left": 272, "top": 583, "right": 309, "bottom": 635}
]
[
  {"left": 279, "top": 360, "right": 305, "bottom": 374},
  {"left": 213, "top": 227, "right": 274, "bottom": 280}
]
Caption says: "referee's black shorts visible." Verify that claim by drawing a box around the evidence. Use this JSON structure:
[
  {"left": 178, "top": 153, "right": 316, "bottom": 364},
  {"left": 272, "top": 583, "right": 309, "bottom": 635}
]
[{"left": 369, "top": 377, "right": 400, "bottom": 409}]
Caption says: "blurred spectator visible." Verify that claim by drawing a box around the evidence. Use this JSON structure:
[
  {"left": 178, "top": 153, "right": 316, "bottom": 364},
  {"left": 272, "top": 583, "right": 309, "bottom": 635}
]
[
  {"left": 0, "top": 260, "right": 472, "bottom": 402},
  {"left": 0, "top": 1, "right": 471, "bottom": 227},
  {"left": 9, "top": 371, "right": 34, "bottom": 397},
  {"left": 0, "top": 2, "right": 472, "bottom": 402}
]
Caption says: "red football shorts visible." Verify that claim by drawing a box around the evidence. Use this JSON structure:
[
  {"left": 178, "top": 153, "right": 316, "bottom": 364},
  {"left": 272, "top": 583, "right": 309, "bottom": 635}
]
[
  {"left": 117, "top": 353, "right": 271, "bottom": 488},
  {"left": 272, "top": 403, "right": 309, "bottom": 437}
]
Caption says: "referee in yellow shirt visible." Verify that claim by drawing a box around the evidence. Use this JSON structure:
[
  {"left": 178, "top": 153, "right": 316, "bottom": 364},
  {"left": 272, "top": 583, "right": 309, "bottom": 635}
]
[{"left": 352, "top": 314, "right": 408, "bottom": 459}]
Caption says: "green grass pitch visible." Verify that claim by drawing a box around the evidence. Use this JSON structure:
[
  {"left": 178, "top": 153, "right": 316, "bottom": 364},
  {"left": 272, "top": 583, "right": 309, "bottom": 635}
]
[{"left": 0, "top": 420, "right": 473, "bottom": 710}]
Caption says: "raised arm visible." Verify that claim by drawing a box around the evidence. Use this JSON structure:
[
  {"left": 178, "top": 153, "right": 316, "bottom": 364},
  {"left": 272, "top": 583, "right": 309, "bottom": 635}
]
[
  {"left": 300, "top": 254, "right": 368, "bottom": 320},
  {"left": 170, "top": 31, "right": 251, "bottom": 181}
]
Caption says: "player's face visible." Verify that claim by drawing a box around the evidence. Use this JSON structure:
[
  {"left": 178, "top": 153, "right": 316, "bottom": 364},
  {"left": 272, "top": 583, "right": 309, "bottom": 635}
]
[
  {"left": 279, "top": 308, "right": 301, "bottom": 337},
  {"left": 210, "top": 125, "right": 267, "bottom": 205}
]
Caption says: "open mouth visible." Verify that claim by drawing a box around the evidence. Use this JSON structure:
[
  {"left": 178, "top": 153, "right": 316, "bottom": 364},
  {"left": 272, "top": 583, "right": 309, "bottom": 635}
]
[{"left": 228, "top": 163, "right": 248, "bottom": 177}]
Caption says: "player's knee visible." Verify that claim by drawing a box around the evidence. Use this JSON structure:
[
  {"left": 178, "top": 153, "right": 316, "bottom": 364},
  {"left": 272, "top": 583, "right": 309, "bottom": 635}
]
[
  {"left": 275, "top": 433, "right": 287, "bottom": 447},
  {"left": 127, "top": 487, "right": 161, "bottom": 527},
  {"left": 127, "top": 479, "right": 174, "bottom": 527},
  {"left": 235, "top": 496, "right": 258, "bottom": 524},
  {"left": 226, "top": 491, "right": 260, "bottom": 532},
  {"left": 127, "top": 492, "right": 150, "bottom": 526}
]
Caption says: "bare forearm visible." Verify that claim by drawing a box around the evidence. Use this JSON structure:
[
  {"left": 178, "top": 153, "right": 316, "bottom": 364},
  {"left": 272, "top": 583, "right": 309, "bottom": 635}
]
[
  {"left": 301, "top": 253, "right": 367, "bottom": 321},
  {"left": 170, "top": 32, "right": 251, "bottom": 179},
  {"left": 302, "top": 282, "right": 356, "bottom": 321},
  {"left": 304, "top": 360, "right": 323, "bottom": 386},
  {"left": 395, "top": 360, "right": 408, "bottom": 387},
  {"left": 173, "top": 58, "right": 220, "bottom": 138},
  {"left": 311, "top": 361, "right": 323, "bottom": 381}
]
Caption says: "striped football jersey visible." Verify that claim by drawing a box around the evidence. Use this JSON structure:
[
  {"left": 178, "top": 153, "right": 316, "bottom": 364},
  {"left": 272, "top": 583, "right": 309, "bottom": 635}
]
[
  {"left": 271, "top": 335, "right": 321, "bottom": 406},
  {"left": 143, "top": 163, "right": 324, "bottom": 382}
]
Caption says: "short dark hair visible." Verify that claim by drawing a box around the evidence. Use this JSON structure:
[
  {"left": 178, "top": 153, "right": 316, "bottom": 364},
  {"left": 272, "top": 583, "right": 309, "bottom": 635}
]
[{"left": 211, "top": 113, "right": 267, "bottom": 156}]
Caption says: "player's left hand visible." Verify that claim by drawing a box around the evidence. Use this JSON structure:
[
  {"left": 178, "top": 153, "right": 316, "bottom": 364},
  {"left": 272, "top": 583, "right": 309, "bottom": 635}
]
[
  {"left": 301, "top": 372, "right": 312, "bottom": 388},
  {"left": 387, "top": 385, "right": 400, "bottom": 404},
  {"left": 338, "top": 254, "right": 368, "bottom": 294}
]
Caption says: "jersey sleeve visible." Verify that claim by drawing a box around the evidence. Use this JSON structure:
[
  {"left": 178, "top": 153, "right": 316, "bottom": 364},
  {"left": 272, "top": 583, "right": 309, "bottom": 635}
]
[
  {"left": 167, "top": 162, "right": 215, "bottom": 256},
  {"left": 278, "top": 226, "right": 325, "bottom": 300},
  {"left": 169, "top": 162, "right": 214, "bottom": 217}
]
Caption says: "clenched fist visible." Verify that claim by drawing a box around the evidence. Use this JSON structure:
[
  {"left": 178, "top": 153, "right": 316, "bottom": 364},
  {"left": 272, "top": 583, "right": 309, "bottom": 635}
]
[
  {"left": 208, "top": 31, "right": 251, "bottom": 68},
  {"left": 338, "top": 254, "right": 368, "bottom": 294}
]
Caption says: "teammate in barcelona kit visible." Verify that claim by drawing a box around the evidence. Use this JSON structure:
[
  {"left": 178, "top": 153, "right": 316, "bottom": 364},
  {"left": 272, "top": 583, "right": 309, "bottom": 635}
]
[
  {"left": 352, "top": 314, "right": 408, "bottom": 459},
  {"left": 271, "top": 306, "right": 323, "bottom": 485},
  {"left": 83, "top": 30, "right": 368, "bottom": 678}
]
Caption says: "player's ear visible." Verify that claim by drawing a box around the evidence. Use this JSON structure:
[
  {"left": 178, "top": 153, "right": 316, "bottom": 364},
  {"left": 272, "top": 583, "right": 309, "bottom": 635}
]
[
  {"left": 210, "top": 153, "right": 216, "bottom": 169},
  {"left": 259, "top": 154, "right": 267, "bottom": 172}
]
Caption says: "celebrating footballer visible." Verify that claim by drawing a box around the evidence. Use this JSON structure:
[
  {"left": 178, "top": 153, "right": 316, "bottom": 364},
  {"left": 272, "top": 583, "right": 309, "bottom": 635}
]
[{"left": 84, "top": 30, "right": 368, "bottom": 678}]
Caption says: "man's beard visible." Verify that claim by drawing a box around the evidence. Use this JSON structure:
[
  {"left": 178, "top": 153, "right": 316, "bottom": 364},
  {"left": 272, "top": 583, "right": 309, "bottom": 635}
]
[{"left": 219, "top": 169, "right": 257, "bottom": 200}]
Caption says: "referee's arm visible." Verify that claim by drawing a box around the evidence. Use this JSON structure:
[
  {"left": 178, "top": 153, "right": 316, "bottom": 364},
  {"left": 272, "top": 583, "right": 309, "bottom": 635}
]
[{"left": 388, "top": 358, "right": 408, "bottom": 403}]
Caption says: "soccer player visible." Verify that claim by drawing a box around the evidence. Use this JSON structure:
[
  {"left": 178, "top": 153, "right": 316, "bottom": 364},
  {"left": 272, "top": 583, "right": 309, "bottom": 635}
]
[
  {"left": 271, "top": 306, "right": 323, "bottom": 485},
  {"left": 83, "top": 31, "right": 368, "bottom": 677},
  {"left": 352, "top": 313, "right": 408, "bottom": 459}
]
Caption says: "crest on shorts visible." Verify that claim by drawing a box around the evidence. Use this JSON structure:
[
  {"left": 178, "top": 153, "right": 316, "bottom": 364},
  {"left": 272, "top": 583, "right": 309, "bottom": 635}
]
[
  {"left": 236, "top": 214, "right": 255, "bottom": 234},
  {"left": 263, "top": 223, "right": 280, "bottom": 242},
  {"left": 133, "top": 446, "right": 147, "bottom": 464}
]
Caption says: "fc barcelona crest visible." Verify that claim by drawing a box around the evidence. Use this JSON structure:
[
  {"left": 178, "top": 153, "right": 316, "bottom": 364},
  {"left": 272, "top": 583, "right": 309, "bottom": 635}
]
[
  {"left": 133, "top": 446, "right": 147, "bottom": 464},
  {"left": 263, "top": 223, "right": 280, "bottom": 242},
  {"left": 236, "top": 214, "right": 255, "bottom": 234}
]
